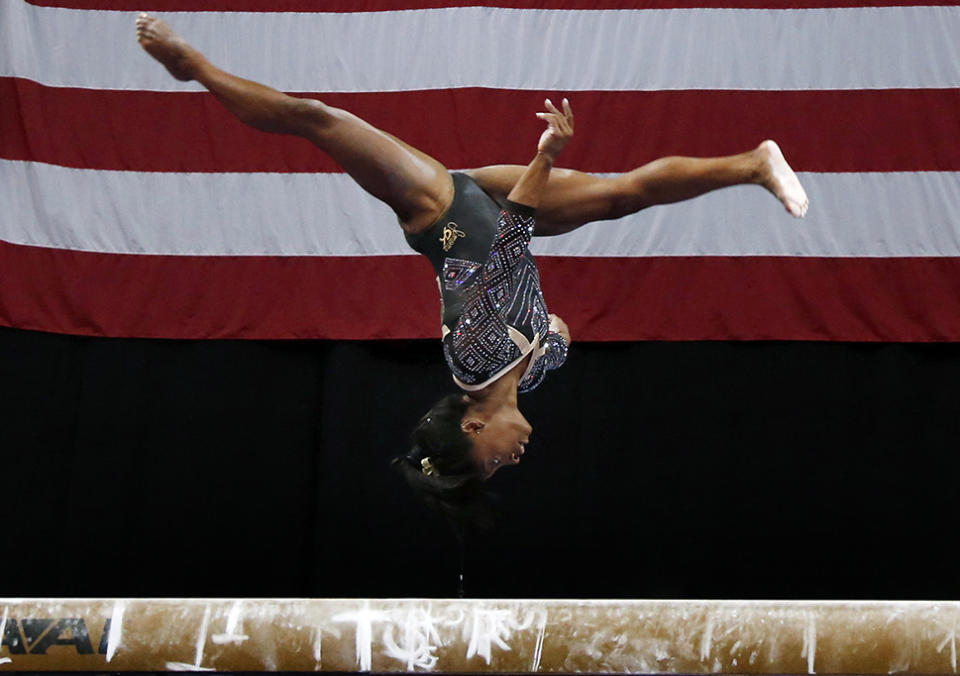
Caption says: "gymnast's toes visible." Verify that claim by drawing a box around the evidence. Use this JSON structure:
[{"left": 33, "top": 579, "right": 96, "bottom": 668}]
[
  {"left": 135, "top": 13, "right": 197, "bottom": 81},
  {"left": 758, "top": 140, "right": 809, "bottom": 219}
]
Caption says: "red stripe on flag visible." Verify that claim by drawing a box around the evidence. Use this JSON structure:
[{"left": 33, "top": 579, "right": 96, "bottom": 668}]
[
  {"left": 3, "top": 241, "right": 960, "bottom": 342},
  {"left": 24, "top": 0, "right": 960, "bottom": 10},
  {"left": 0, "top": 242, "right": 439, "bottom": 340},
  {"left": 5, "top": 78, "right": 959, "bottom": 173},
  {"left": 539, "top": 257, "right": 960, "bottom": 342}
]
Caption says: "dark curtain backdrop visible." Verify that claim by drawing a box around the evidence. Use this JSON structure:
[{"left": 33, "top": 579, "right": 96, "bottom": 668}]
[{"left": 1, "top": 325, "right": 957, "bottom": 600}]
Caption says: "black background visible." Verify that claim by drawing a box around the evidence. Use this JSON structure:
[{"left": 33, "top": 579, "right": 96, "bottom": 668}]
[{"left": 1, "top": 325, "right": 956, "bottom": 599}]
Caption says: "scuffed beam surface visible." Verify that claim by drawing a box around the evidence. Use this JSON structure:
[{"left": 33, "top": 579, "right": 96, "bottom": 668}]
[{"left": 1, "top": 598, "right": 958, "bottom": 673}]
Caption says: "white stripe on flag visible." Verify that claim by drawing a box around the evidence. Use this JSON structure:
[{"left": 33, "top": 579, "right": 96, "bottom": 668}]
[
  {"left": 3, "top": 3, "right": 960, "bottom": 91},
  {"left": 3, "top": 160, "right": 959, "bottom": 258}
]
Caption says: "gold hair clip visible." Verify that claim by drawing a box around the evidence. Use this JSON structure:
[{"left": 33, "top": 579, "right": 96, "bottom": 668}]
[{"left": 421, "top": 457, "right": 437, "bottom": 477}]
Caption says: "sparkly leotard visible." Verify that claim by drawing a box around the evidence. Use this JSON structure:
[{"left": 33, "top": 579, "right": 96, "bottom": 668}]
[{"left": 404, "top": 173, "right": 568, "bottom": 392}]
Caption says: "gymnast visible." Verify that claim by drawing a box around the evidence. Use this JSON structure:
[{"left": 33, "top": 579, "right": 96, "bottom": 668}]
[{"left": 136, "top": 14, "right": 809, "bottom": 520}]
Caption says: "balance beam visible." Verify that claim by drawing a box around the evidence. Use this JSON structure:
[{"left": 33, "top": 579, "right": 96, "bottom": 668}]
[{"left": 2, "top": 598, "right": 958, "bottom": 673}]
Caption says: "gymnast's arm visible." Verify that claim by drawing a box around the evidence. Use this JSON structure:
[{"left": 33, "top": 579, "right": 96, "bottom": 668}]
[
  {"left": 510, "top": 99, "right": 575, "bottom": 349},
  {"left": 506, "top": 98, "right": 574, "bottom": 208}
]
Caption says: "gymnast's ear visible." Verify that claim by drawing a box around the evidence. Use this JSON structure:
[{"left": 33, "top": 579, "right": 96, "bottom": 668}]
[{"left": 460, "top": 419, "right": 485, "bottom": 434}]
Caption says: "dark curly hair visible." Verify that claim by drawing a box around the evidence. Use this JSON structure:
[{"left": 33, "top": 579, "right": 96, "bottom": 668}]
[{"left": 391, "top": 393, "right": 495, "bottom": 528}]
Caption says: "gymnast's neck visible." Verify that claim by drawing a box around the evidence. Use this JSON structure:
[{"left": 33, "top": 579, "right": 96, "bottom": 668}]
[{"left": 463, "top": 354, "right": 530, "bottom": 412}]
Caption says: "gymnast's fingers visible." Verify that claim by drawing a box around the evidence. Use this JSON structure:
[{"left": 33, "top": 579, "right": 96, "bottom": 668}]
[
  {"left": 544, "top": 98, "right": 562, "bottom": 115},
  {"left": 562, "top": 98, "right": 574, "bottom": 127}
]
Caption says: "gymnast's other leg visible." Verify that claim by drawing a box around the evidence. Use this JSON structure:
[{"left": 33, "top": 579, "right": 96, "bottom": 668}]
[
  {"left": 467, "top": 141, "right": 809, "bottom": 237},
  {"left": 135, "top": 14, "right": 452, "bottom": 234}
]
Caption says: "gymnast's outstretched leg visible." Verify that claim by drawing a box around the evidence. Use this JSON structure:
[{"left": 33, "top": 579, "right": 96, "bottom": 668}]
[
  {"left": 135, "top": 14, "right": 452, "bottom": 234},
  {"left": 466, "top": 142, "right": 809, "bottom": 237}
]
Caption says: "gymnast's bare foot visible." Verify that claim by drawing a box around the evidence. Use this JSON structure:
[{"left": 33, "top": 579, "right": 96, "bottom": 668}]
[
  {"left": 135, "top": 13, "right": 199, "bottom": 81},
  {"left": 757, "top": 140, "right": 809, "bottom": 218}
]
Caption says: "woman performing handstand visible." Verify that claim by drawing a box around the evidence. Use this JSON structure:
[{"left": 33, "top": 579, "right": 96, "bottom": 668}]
[{"left": 136, "top": 14, "right": 809, "bottom": 519}]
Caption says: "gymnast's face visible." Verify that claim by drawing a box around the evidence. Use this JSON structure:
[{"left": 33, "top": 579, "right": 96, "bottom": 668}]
[{"left": 462, "top": 408, "right": 532, "bottom": 478}]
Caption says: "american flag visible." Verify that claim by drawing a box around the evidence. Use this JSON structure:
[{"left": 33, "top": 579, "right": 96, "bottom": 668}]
[{"left": 2, "top": 0, "right": 959, "bottom": 341}]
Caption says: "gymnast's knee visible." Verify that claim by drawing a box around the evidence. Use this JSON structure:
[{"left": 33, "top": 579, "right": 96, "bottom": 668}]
[
  {"left": 286, "top": 97, "right": 340, "bottom": 137},
  {"left": 607, "top": 174, "right": 653, "bottom": 217}
]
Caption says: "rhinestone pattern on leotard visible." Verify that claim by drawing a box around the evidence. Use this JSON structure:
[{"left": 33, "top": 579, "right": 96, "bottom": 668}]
[
  {"left": 441, "top": 258, "right": 481, "bottom": 291},
  {"left": 442, "top": 208, "right": 568, "bottom": 392}
]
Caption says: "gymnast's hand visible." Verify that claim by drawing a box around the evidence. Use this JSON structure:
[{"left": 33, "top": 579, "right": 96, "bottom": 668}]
[
  {"left": 537, "top": 98, "right": 574, "bottom": 158},
  {"left": 506, "top": 99, "right": 573, "bottom": 207},
  {"left": 549, "top": 313, "right": 571, "bottom": 345}
]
